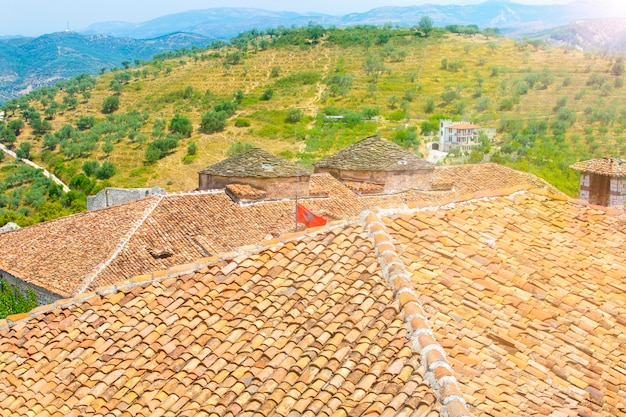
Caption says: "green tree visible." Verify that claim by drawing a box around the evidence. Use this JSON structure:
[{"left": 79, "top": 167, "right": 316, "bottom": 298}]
[
  {"left": 101, "top": 95, "right": 120, "bottom": 114},
  {"left": 0, "top": 279, "right": 38, "bottom": 319},
  {"left": 169, "top": 114, "right": 193, "bottom": 138},
  {"left": 424, "top": 97, "right": 435, "bottom": 114},
  {"left": 226, "top": 141, "right": 254, "bottom": 156},
  {"left": 417, "top": 16, "right": 434, "bottom": 37},
  {"left": 102, "top": 141, "right": 114, "bottom": 156},
  {"left": 199, "top": 111, "right": 227, "bottom": 133},
  {"left": 82, "top": 160, "right": 100, "bottom": 177},
  {"left": 15, "top": 142, "right": 31, "bottom": 159},
  {"left": 95, "top": 161, "right": 116, "bottom": 179},
  {"left": 286, "top": 108, "right": 304, "bottom": 123}
]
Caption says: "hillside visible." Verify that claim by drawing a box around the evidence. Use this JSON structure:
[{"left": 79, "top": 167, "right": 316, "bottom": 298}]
[
  {"left": 533, "top": 18, "right": 626, "bottom": 53},
  {"left": 0, "top": 31, "right": 214, "bottom": 103},
  {"left": 1, "top": 25, "right": 625, "bottom": 226}
]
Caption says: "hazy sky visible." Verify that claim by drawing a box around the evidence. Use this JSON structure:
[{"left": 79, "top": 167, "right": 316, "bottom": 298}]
[{"left": 0, "top": 0, "right": 591, "bottom": 37}]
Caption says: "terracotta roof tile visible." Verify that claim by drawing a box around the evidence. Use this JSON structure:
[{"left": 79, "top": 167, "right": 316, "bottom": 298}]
[
  {"left": 570, "top": 157, "right": 626, "bottom": 177},
  {"left": 0, "top": 164, "right": 560, "bottom": 301},
  {"left": 0, "top": 218, "right": 459, "bottom": 417},
  {"left": 382, "top": 190, "right": 626, "bottom": 416}
]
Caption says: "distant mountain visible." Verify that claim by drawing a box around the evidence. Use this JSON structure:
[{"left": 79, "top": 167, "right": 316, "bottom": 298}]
[
  {"left": 82, "top": 1, "right": 623, "bottom": 39},
  {"left": 531, "top": 18, "right": 626, "bottom": 53},
  {"left": 2, "top": 1, "right": 625, "bottom": 103},
  {"left": 0, "top": 31, "right": 212, "bottom": 103}
]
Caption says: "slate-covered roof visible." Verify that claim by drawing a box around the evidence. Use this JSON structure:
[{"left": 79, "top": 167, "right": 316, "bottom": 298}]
[
  {"left": 570, "top": 157, "right": 626, "bottom": 177},
  {"left": 0, "top": 165, "right": 561, "bottom": 298},
  {"left": 199, "top": 147, "right": 311, "bottom": 178},
  {"left": 314, "top": 136, "right": 434, "bottom": 172},
  {"left": 1, "top": 187, "right": 625, "bottom": 416}
]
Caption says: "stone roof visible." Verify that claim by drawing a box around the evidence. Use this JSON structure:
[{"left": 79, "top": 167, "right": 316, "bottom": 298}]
[
  {"left": 0, "top": 165, "right": 560, "bottom": 298},
  {"left": 570, "top": 157, "right": 626, "bottom": 177},
  {"left": 199, "top": 147, "right": 311, "bottom": 178},
  {"left": 1, "top": 187, "right": 625, "bottom": 416},
  {"left": 314, "top": 136, "right": 434, "bottom": 172}
]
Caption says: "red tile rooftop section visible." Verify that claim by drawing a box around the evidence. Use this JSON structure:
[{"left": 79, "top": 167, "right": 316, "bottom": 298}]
[
  {"left": 0, "top": 164, "right": 563, "bottom": 299},
  {"left": 382, "top": 190, "right": 626, "bottom": 416},
  {"left": 0, "top": 222, "right": 443, "bottom": 417},
  {"left": 1, "top": 189, "right": 625, "bottom": 415},
  {"left": 446, "top": 123, "right": 480, "bottom": 129}
]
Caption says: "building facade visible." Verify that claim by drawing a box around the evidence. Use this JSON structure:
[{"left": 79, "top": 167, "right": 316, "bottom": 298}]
[
  {"left": 570, "top": 157, "right": 626, "bottom": 206},
  {"left": 436, "top": 120, "right": 481, "bottom": 152}
]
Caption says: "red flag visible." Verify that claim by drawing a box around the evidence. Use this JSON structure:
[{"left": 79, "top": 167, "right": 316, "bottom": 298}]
[{"left": 296, "top": 203, "right": 327, "bottom": 227}]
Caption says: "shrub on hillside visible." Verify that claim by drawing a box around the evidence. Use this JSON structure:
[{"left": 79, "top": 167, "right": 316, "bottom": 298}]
[{"left": 101, "top": 95, "right": 120, "bottom": 114}]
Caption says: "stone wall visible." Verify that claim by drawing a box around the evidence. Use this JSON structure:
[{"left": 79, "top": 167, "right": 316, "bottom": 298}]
[
  {"left": 610, "top": 177, "right": 626, "bottom": 206},
  {"left": 199, "top": 174, "right": 311, "bottom": 200},
  {"left": 578, "top": 173, "right": 626, "bottom": 206},
  {"left": 316, "top": 167, "right": 434, "bottom": 193},
  {"left": 87, "top": 187, "right": 166, "bottom": 210},
  {"left": 383, "top": 170, "right": 434, "bottom": 193},
  {"left": 0, "top": 271, "right": 63, "bottom": 306}
]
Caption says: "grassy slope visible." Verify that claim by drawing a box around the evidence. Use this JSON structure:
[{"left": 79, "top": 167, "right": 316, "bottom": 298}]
[{"left": 2, "top": 29, "right": 624, "bottom": 207}]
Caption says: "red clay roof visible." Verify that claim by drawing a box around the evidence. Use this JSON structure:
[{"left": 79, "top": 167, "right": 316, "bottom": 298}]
[
  {"left": 446, "top": 123, "right": 480, "bottom": 130},
  {"left": 0, "top": 188, "right": 624, "bottom": 416},
  {"left": 570, "top": 157, "right": 626, "bottom": 177},
  {"left": 0, "top": 165, "right": 560, "bottom": 298}
]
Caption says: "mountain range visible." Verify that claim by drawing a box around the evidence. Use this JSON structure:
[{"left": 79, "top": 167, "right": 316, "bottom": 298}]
[{"left": 2, "top": 0, "right": 625, "bottom": 103}]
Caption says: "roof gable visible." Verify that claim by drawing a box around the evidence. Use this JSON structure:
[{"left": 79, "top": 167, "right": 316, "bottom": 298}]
[
  {"left": 199, "top": 147, "right": 310, "bottom": 178},
  {"left": 314, "top": 136, "right": 434, "bottom": 172}
]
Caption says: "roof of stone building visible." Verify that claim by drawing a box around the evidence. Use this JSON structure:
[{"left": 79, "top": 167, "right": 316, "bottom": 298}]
[
  {"left": 570, "top": 157, "right": 626, "bottom": 177},
  {"left": 0, "top": 165, "right": 560, "bottom": 299},
  {"left": 1, "top": 187, "right": 625, "bottom": 416},
  {"left": 314, "top": 136, "right": 435, "bottom": 172},
  {"left": 199, "top": 147, "right": 311, "bottom": 178}
]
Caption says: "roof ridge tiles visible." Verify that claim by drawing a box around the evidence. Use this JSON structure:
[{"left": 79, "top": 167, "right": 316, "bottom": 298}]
[
  {"left": 0, "top": 217, "right": 361, "bottom": 331},
  {"left": 362, "top": 209, "right": 473, "bottom": 417},
  {"left": 73, "top": 194, "right": 166, "bottom": 295}
]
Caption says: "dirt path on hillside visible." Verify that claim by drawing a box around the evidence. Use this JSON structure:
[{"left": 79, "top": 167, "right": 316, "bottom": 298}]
[
  {"left": 0, "top": 143, "right": 70, "bottom": 192},
  {"left": 304, "top": 47, "right": 333, "bottom": 118}
]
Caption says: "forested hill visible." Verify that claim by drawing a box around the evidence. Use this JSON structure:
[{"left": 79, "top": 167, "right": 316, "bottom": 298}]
[
  {"left": 0, "top": 24, "right": 625, "bottom": 227},
  {"left": 0, "top": 32, "right": 213, "bottom": 103}
]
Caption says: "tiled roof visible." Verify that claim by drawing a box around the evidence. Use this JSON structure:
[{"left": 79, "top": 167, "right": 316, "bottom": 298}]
[
  {"left": 382, "top": 191, "right": 626, "bottom": 416},
  {"left": 431, "top": 163, "right": 562, "bottom": 194},
  {"left": 446, "top": 123, "right": 480, "bottom": 130},
  {"left": 570, "top": 157, "right": 626, "bottom": 177},
  {"left": 199, "top": 147, "right": 311, "bottom": 178},
  {"left": 0, "top": 165, "right": 560, "bottom": 298},
  {"left": 225, "top": 183, "right": 267, "bottom": 201},
  {"left": 0, "top": 223, "right": 449, "bottom": 417},
  {"left": 1, "top": 188, "right": 624, "bottom": 416},
  {"left": 314, "top": 136, "right": 435, "bottom": 172}
]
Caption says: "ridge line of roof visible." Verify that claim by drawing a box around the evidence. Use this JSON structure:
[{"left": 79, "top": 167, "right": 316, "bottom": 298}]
[
  {"left": 361, "top": 209, "right": 473, "bottom": 417},
  {"left": 73, "top": 194, "right": 166, "bottom": 296},
  {"left": 0, "top": 217, "right": 362, "bottom": 331}
]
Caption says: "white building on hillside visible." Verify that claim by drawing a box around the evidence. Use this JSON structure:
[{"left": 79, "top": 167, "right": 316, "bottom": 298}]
[{"left": 434, "top": 120, "right": 481, "bottom": 153}]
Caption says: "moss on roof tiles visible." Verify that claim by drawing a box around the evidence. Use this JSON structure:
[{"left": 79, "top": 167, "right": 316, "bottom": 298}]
[
  {"left": 199, "top": 147, "right": 310, "bottom": 178},
  {"left": 314, "top": 136, "right": 435, "bottom": 172},
  {"left": 570, "top": 157, "right": 626, "bottom": 177}
]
